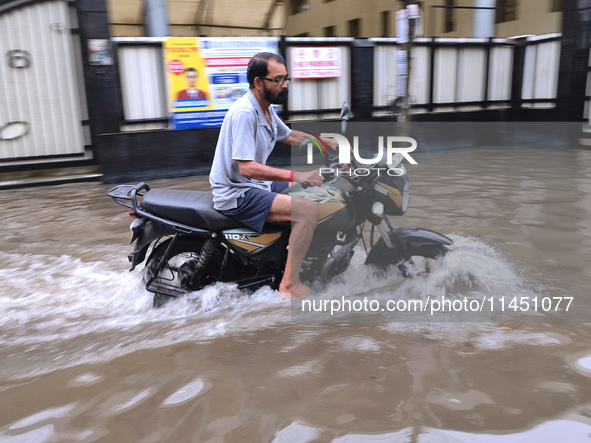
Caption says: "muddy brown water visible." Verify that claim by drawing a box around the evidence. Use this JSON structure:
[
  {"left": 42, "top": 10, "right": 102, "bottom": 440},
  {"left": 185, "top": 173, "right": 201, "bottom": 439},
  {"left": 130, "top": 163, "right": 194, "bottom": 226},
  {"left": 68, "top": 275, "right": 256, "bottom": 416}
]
[{"left": 2, "top": 146, "right": 591, "bottom": 442}]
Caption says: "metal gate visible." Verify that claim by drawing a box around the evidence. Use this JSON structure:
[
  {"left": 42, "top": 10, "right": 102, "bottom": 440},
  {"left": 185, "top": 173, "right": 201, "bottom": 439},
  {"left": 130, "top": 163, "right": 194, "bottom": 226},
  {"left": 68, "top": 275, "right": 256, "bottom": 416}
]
[{"left": 0, "top": 0, "right": 86, "bottom": 162}]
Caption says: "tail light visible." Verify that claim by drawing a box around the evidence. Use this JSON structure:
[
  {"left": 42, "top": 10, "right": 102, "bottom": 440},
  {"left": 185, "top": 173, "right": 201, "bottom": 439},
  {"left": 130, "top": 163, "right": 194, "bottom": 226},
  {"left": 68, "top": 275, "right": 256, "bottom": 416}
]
[{"left": 129, "top": 208, "right": 137, "bottom": 219}]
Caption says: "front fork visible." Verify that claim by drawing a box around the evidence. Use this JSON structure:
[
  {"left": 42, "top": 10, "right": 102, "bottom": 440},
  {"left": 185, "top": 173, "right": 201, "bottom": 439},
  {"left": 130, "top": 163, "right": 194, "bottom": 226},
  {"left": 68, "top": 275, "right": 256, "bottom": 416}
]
[
  {"left": 373, "top": 215, "right": 410, "bottom": 261},
  {"left": 371, "top": 215, "right": 414, "bottom": 275}
]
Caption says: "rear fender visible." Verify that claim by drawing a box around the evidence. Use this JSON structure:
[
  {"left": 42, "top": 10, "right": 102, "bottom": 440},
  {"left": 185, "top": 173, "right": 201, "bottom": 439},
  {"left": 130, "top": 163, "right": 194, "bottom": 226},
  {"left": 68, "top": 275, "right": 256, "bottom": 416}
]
[
  {"left": 365, "top": 227, "right": 452, "bottom": 266},
  {"left": 128, "top": 221, "right": 177, "bottom": 271}
]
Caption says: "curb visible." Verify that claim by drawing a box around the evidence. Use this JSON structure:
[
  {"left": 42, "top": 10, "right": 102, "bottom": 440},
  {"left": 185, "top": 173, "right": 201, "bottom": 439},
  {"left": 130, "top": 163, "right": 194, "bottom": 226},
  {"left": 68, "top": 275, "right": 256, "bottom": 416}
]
[{"left": 0, "top": 173, "right": 103, "bottom": 190}]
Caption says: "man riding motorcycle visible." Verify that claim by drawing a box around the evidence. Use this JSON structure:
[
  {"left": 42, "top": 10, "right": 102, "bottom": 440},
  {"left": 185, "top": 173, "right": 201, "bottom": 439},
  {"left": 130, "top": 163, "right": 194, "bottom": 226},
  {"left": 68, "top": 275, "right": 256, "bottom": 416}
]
[{"left": 209, "top": 52, "right": 336, "bottom": 299}]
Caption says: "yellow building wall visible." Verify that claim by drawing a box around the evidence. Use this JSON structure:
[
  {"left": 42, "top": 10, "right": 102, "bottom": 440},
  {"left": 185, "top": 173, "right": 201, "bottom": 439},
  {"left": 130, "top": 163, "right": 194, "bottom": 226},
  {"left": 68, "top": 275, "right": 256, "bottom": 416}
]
[
  {"left": 106, "top": 0, "right": 562, "bottom": 39},
  {"left": 285, "top": 0, "right": 397, "bottom": 37},
  {"left": 284, "top": 0, "right": 562, "bottom": 38}
]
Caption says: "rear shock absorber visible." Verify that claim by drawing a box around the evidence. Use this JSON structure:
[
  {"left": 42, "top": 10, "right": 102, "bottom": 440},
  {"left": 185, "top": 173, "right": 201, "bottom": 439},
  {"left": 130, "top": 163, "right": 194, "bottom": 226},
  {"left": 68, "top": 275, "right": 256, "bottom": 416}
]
[
  {"left": 195, "top": 236, "right": 217, "bottom": 270},
  {"left": 179, "top": 235, "right": 219, "bottom": 288}
]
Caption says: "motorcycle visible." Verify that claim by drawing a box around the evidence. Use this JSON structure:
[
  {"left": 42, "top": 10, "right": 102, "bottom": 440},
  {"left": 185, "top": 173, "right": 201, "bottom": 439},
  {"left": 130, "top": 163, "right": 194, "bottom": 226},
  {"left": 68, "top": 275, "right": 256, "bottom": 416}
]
[{"left": 108, "top": 104, "right": 453, "bottom": 307}]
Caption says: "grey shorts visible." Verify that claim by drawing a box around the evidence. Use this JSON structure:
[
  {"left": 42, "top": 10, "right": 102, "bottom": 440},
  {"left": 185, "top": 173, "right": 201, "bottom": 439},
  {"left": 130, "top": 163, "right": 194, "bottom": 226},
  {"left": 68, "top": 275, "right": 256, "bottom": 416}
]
[{"left": 219, "top": 181, "right": 289, "bottom": 233}]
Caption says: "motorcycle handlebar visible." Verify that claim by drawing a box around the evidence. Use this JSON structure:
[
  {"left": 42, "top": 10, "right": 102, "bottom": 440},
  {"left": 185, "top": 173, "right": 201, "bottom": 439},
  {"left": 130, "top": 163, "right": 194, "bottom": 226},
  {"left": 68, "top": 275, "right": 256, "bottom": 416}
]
[{"left": 301, "top": 170, "right": 337, "bottom": 189}]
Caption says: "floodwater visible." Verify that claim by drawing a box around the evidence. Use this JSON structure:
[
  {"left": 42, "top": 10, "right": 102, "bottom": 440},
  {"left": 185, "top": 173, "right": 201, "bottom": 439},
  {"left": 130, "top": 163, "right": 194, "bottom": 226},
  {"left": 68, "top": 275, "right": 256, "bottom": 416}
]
[{"left": 2, "top": 146, "right": 591, "bottom": 442}]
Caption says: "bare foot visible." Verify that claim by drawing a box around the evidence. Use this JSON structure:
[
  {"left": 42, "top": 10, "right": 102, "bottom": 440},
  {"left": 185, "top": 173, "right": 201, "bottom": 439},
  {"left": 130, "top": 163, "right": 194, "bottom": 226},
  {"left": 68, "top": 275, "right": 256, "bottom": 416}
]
[{"left": 279, "top": 282, "right": 317, "bottom": 299}]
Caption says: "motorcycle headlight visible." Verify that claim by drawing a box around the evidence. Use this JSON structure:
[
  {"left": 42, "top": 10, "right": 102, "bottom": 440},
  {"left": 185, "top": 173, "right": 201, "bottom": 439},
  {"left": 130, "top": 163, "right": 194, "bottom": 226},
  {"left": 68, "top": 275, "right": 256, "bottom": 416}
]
[
  {"left": 388, "top": 153, "right": 404, "bottom": 168},
  {"left": 373, "top": 158, "right": 409, "bottom": 215},
  {"left": 371, "top": 202, "right": 384, "bottom": 217}
]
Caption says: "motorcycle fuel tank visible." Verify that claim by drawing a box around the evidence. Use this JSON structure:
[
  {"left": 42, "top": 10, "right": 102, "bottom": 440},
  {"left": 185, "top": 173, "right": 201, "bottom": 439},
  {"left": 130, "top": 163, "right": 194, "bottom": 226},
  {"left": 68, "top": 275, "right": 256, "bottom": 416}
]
[{"left": 285, "top": 183, "right": 356, "bottom": 231}]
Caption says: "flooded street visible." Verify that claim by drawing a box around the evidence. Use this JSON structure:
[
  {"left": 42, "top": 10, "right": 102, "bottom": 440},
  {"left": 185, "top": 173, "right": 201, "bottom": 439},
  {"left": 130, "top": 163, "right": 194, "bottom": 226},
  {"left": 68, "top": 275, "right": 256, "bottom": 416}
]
[{"left": 2, "top": 146, "right": 591, "bottom": 442}]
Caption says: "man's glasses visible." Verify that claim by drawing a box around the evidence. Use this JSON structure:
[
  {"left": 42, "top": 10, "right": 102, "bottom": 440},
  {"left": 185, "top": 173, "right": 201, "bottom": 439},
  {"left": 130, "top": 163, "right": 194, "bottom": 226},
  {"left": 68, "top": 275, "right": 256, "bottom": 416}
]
[{"left": 259, "top": 75, "right": 291, "bottom": 86}]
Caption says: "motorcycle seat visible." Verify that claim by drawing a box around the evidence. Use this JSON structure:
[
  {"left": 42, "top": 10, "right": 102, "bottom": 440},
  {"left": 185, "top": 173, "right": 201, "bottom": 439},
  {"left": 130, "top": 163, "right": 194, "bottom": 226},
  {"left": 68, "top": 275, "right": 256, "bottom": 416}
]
[{"left": 140, "top": 189, "right": 249, "bottom": 231}]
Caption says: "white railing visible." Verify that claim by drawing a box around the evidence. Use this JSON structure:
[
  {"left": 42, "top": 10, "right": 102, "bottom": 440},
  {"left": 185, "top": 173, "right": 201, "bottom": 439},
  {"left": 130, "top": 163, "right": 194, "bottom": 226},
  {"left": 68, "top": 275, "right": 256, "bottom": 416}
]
[
  {"left": 522, "top": 36, "right": 561, "bottom": 108},
  {"left": 113, "top": 34, "right": 561, "bottom": 129}
]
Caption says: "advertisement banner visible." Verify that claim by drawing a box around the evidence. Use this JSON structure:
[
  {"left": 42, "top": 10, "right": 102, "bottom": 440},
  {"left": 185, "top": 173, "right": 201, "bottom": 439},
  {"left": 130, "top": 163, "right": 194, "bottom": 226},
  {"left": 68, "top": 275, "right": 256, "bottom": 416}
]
[
  {"left": 164, "top": 38, "right": 212, "bottom": 130},
  {"left": 164, "top": 37, "right": 279, "bottom": 129},
  {"left": 396, "top": 9, "right": 409, "bottom": 43},
  {"left": 290, "top": 47, "right": 342, "bottom": 79}
]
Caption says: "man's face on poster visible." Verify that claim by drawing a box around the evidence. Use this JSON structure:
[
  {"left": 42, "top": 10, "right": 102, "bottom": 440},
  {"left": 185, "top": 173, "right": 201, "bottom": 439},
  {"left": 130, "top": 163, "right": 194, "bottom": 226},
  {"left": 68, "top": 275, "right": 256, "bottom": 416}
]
[{"left": 186, "top": 70, "right": 197, "bottom": 88}]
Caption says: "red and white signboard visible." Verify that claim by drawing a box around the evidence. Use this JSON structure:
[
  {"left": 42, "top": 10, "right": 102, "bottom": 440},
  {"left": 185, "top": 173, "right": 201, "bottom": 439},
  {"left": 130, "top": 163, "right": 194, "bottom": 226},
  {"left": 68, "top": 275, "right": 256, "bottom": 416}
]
[
  {"left": 290, "top": 47, "right": 342, "bottom": 79},
  {"left": 204, "top": 57, "right": 251, "bottom": 68}
]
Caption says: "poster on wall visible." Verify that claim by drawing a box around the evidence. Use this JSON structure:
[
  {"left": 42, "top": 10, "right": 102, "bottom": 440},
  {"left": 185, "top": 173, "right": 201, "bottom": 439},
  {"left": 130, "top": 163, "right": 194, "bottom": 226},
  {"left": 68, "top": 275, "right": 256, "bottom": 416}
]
[
  {"left": 290, "top": 47, "right": 342, "bottom": 79},
  {"left": 164, "top": 38, "right": 212, "bottom": 130},
  {"left": 396, "top": 9, "right": 409, "bottom": 43},
  {"left": 88, "top": 39, "right": 113, "bottom": 65},
  {"left": 164, "top": 37, "right": 279, "bottom": 130}
]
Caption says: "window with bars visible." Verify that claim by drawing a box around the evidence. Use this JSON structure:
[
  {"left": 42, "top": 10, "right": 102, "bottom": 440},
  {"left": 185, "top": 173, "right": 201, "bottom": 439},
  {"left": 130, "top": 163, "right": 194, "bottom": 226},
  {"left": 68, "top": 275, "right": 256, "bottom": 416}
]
[
  {"left": 550, "top": 0, "right": 562, "bottom": 12},
  {"left": 381, "top": 10, "right": 390, "bottom": 37},
  {"left": 324, "top": 25, "right": 335, "bottom": 37},
  {"left": 496, "top": 0, "right": 518, "bottom": 23},
  {"left": 348, "top": 18, "right": 360, "bottom": 37},
  {"left": 444, "top": 0, "right": 455, "bottom": 33},
  {"left": 291, "top": 0, "right": 310, "bottom": 14}
]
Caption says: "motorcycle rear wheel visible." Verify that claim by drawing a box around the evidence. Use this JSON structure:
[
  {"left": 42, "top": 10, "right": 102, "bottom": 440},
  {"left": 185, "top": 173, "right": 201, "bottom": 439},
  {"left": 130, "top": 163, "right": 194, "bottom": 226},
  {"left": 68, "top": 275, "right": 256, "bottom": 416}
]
[{"left": 144, "top": 237, "right": 233, "bottom": 307}]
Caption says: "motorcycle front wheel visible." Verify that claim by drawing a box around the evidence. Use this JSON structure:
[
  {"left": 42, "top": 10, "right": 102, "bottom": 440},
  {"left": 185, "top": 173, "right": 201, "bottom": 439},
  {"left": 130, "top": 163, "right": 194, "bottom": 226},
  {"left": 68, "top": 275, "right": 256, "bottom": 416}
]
[
  {"left": 144, "top": 237, "right": 234, "bottom": 307},
  {"left": 366, "top": 244, "right": 449, "bottom": 277},
  {"left": 365, "top": 229, "right": 451, "bottom": 278}
]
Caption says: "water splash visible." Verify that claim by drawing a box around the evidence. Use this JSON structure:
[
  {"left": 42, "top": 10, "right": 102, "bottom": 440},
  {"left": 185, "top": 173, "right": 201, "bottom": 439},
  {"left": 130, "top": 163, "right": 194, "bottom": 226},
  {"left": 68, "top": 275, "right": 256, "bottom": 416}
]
[
  {"left": 0, "top": 235, "right": 552, "bottom": 378},
  {"left": 321, "top": 235, "right": 533, "bottom": 300}
]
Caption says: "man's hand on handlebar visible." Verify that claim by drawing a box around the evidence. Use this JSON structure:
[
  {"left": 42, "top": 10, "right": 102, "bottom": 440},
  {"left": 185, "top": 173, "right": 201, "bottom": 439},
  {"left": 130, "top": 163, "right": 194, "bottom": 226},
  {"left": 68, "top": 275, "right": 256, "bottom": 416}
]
[{"left": 293, "top": 170, "right": 324, "bottom": 187}]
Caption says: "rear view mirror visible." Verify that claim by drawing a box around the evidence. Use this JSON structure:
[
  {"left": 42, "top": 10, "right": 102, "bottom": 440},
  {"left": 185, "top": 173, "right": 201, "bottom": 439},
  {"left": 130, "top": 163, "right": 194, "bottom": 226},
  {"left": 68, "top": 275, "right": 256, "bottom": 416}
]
[
  {"left": 341, "top": 101, "right": 351, "bottom": 134},
  {"left": 340, "top": 101, "right": 351, "bottom": 121}
]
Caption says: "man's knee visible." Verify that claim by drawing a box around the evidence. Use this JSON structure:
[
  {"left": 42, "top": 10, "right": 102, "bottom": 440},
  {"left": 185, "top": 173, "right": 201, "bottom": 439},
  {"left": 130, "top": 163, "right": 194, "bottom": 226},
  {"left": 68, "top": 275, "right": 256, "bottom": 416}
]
[
  {"left": 308, "top": 201, "right": 319, "bottom": 224},
  {"left": 294, "top": 199, "right": 318, "bottom": 226}
]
